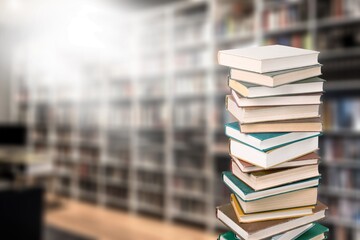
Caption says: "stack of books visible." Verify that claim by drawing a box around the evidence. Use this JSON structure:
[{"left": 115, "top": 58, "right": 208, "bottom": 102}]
[{"left": 216, "top": 45, "right": 329, "bottom": 240}]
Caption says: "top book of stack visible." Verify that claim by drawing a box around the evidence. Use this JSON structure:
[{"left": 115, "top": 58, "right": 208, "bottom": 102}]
[{"left": 218, "top": 45, "right": 320, "bottom": 87}]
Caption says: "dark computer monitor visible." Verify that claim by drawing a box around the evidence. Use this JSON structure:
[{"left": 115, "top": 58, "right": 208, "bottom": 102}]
[{"left": 0, "top": 125, "right": 27, "bottom": 146}]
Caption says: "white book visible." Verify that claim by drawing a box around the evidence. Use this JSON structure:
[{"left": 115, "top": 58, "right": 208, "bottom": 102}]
[
  {"left": 225, "top": 121, "right": 320, "bottom": 151},
  {"left": 231, "top": 90, "right": 322, "bottom": 107},
  {"left": 229, "top": 137, "right": 319, "bottom": 168},
  {"left": 272, "top": 224, "right": 314, "bottom": 240},
  {"left": 226, "top": 95, "right": 321, "bottom": 124},
  {"left": 229, "top": 77, "right": 324, "bottom": 99},
  {"left": 229, "top": 65, "right": 322, "bottom": 87},
  {"left": 218, "top": 45, "right": 319, "bottom": 73}
]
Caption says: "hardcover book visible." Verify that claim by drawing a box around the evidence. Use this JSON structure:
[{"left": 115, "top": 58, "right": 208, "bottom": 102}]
[{"left": 218, "top": 45, "right": 319, "bottom": 73}]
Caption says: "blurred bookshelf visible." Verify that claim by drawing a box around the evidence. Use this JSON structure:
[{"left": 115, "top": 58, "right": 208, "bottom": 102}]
[{"left": 9, "top": 0, "right": 360, "bottom": 237}]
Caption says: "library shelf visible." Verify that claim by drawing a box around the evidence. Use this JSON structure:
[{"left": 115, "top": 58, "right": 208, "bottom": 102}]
[
  {"left": 10, "top": 0, "right": 360, "bottom": 236},
  {"left": 263, "top": 22, "right": 309, "bottom": 36},
  {"left": 318, "top": 187, "right": 360, "bottom": 200},
  {"left": 322, "top": 216, "right": 360, "bottom": 230},
  {"left": 216, "top": 33, "right": 254, "bottom": 45},
  {"left": 317, "top": 16, "right": 360, "bottom": 28},
  {"left": 321, "top": 160, "right": 360, "bottom": 169},
  {"left": 320, "top": 47, "right": 360, "bottom": 60}
]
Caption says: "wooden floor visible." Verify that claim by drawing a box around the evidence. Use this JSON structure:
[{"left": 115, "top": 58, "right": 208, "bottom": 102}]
[{"left": 46, "top": 198, "right": 218, "bottom": 240}]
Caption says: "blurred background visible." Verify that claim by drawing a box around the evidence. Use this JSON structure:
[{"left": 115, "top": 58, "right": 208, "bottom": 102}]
[{"left": 0, "top": 0, "right": 359, "bottom": 239}]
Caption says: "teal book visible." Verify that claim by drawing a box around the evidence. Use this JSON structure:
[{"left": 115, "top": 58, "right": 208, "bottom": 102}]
[
  {"left": 218, "top": 232, "right": 240, "bottom": 240},
  {"left": 222, "top": 171, "right": 320, "bottom": 201},
  {"left": 225, "top": 122, "right": 321, "bottom": 152},
  {"left": 295, "top": 223, "right": 329, "bottom": 240}
]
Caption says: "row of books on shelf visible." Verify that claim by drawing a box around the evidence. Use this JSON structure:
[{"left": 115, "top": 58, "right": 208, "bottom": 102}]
[
  {"left": 105, "top": 168, "right": 128, "bottom": 182},
  {"left": 323, "top": 98, "right": 360, "bottom": 132},
  {"left": 173, "top": 176, "right": 206, "bottom": 192},
  {"left": 139, "top": 152, "right": 164, "bottom": 169},
  {"left": 137, "top": 171, "right": 164, "bottom": 188},
  {"left": 106, "top": 186, "right": 128, "bottom": 200},
  {"left": 322, "top": 137, "right": 360, "bottom": 160},
  {"left": 264, "top": 33, "right": 312, "bottom": 50},
  {"left": 138, "top": 104, "right": 166, "bottom": 128},
  {"left": 173, "top": 198, "right": 205, "bottom": 215},
  {"left": 138, "top": 80, "right": 165, "bottom": 98},
  {"left": 175, "top": 50, "right": 210, "bottom": 72},
  {"left": 174, "top": 154, "right": 205, "bottom": 171},
  {"left": 174, "top": 73, "right": 206, "bottom": 95},
  {"left": 317, "top": 25, "right": 360, "bottom": 52},
  {"left": 108, "top": 81, "right": 133, "bottom": 99},
  {"left": 138, "top": 192, "right": 164, "bottom": 209},
  {"left": 317, "top": 0, "right": 360, "bottom": 19},
  {"left": 174, "top": 20, "right": 209, "bottom": 47},
  {"left": 215, "top": 1, "right": 254, "bottom": 39},
  {"left": 322, "top": 167, "right": 360, "bottom": 190},
  {"left": 174, "top": 101, "right": 206, "bottom": 128},
  {"left": 321, "top": 196, "right": 360, "bottom": 226},
  {"left": 108, "top": 107, "right": 132, "bottom": 129},
  {"left": 263, "top": 3, "right": 307, "bottom": 31}
]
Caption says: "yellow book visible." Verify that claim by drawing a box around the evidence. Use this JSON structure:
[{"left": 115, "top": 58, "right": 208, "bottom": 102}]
[{"left": 230, "top": 194, "right": 314, "bottom": 223}]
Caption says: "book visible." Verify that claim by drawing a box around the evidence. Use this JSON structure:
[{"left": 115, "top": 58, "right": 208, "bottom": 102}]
[
  {"left": 216, "top": 201, "right": 327, "bottom": 240},
  {"left": 229, "top": 64, "right": 322, "bottom": 87},
  {"left": 239, "top": 118, "right": 323, "bottom": 133},
  {"left": 218, "top": 45, "right": 319, "bottom": 73},
  {"left": 232, "top": 152, "right": 320, "bottom": 173},
  {"left": 231, "top": 161, "right": 320, "bottom": 191},
  {"left": 222, "top": 171, "right": 319, "bottom": 202},
  {"left": 218, "top": 232, "right": 240, "bottom": 240},
  {"left": 294, "top": 223, "right": 328, "bottom": 240},
  {"left": 234, "top": 187, "right": 318, "bottom": 214},
  {"left": 271, "top": 223, "right": 314, "bottom": 240},
  {"left": 229, "top": 77, "right": 324, "bottom": 98},
  {"left": 229, "top": 137, "right": 319, "bottom": 168},
  {"left": 231, "top": 90, "right": 322, "bottom": 107},
  {"left": 230, "top": 194, "right": 314, "bottom": 223},
  {"left": 226, "top": 95, "right": 320, "bottom": 124},
  {"left": 225, "top": 122, "right": 320, "bottom": 151}
]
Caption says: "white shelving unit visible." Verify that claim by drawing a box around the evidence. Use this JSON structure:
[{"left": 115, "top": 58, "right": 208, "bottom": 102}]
[{"left": 10, "top": 0, "right": 360, "bottom": 236}]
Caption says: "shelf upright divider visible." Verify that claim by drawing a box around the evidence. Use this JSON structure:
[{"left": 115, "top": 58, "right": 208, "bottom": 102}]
[
  {"left": 165, "top": 6, "right": 175, "bottom": 222},
  {"left": 129, "top": 14, "right": 140, "bottom": 214}
]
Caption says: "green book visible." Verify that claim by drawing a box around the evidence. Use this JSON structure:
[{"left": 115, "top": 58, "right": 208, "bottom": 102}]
[
  {"left": 222, "top": 171, "right": 320, "bottom": 201},
  {"left": 218, "top": 231, "right": 240, "bottom": 240},
  {"left": 225, "top": 122, "right": 321, "bottom": 152},
  {"left": 295, "top": 223, "right": 329, "bottom": 240}
]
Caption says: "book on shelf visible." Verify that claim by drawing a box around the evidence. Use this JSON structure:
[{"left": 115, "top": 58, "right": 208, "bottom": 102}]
[
  {"left": 231, "top": 161, "right": 320, "bottom": 191},
  {"left": 225, "top": 122, "right": 320, "bottom": 151},
  {"left": 229, "top": 64, "right": 322, "bottom": 87},
  {"left": 232, "top": 152, "right": 320, "bottom": 173},
  {"left": 222, "top": 171, "right": 319, "bottom": 203},
  {"left": 239, "top": 118, "right": 323, "bottom": 133},
  {"left": 218, "top": 45, "right": 319, "bottom": 73},
  {"left": 226, "top": 95, "right": 321, "bottom": 124},
  {"left": 216, "top": 201, "right": 327, "bottom": 240},
  {"left": 229, "top": 77, "right": 324, "bottom": 99},
  {"left": 229, "top": 137, "right": 319, "bottom": 169},
  {"left": 230, "top": 193, "right": 314, "bottom": 223}
]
